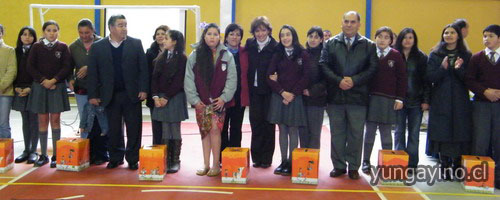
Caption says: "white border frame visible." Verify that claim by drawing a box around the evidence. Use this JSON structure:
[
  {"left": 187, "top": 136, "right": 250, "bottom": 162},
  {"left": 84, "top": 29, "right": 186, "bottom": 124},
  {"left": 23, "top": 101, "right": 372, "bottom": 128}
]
[{"left": 29, "top": 4, "right": 201, "bottom": 41}]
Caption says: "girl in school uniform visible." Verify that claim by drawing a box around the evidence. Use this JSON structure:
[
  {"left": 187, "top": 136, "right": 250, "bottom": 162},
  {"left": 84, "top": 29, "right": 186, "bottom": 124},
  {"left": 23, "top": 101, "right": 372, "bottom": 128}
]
[
  {"left": 427, "top": 24, "right": 472, "bottom": 179},
  {"left": 13, "top": 26, "right": 39, "bottom": 164},
  {"left": 362, "top": 26, "right": 407, "bottom": 174},
  {"left": 184, "top": 23, "right": 237, "bottom": 177},
  {"left": 27, "top": 20, "right": 72, "bottom": 168},
  {"left": 267, "top": 25, "right": 310, "bottom": 176},
  {"left": 151, "top": 29, "right": 188, "bottom": 174},
  {"left": 298, "top": 26, "right": 327, "bottom": 149}
]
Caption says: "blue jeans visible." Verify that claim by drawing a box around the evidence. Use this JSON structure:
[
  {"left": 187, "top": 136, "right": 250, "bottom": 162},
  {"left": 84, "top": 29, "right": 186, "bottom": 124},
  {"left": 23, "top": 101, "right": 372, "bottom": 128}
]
[
  {"left": 75, "top": 94, "right": 88, "bottom": 117},
  {"left": 394, "top": 106, "right": 423, "bottom": 167},
  {"left": 0, "top": 96, "right": 13, "bottom": 138}
]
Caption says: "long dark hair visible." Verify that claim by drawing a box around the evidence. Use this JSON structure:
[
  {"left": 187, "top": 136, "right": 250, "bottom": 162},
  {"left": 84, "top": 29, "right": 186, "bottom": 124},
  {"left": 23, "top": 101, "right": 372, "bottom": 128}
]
[
  {"left": 196, "top": 23, "right": 220, "bottom": 85},
  {"left": 276, "top": 25, "right": 303, "bottom": 61},
  {"left": 152, "top": 30, "right": 185, "bottom": 78},
  {"left": 395, "top": 28, "right": 420, "bottom": 58},
  {"left": 434, "top": 24, "right": 468, "bottom": 56},
  {"left": 15, "top": 26, "right": 37, "bottom": 64}
]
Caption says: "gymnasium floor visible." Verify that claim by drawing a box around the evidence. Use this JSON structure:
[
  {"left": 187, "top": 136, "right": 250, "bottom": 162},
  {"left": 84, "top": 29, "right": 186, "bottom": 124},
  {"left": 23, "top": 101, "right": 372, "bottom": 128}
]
[{"left": 1, "top": 104, "right": 499, "bottom": 200}]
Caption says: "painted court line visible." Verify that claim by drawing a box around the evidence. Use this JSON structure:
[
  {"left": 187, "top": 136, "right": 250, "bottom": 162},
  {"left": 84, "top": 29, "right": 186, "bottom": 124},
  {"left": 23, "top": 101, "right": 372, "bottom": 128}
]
[
  {"left": 0, "top": 167, "right": 37, "bottom": 191},
  {"left": 362, "top": 174, "right": 388, "bottom": 200},
  {"left": 412, "top": 186, "right": 431, "bottom": 200},
  {"left": 0, "top": 177, "right": 15, "bottom": 179},
  {"left": 142, "top": 189, "right": 233, "bottom": 195},
  {"left": 3, "top": 182, "right": 500, "bottom": 198},
  {"left": 55, "top": 195, "right": 85, "bottom": 200},
  {"left": 370, "top": 185, "right": 388, "bottom": 200}
]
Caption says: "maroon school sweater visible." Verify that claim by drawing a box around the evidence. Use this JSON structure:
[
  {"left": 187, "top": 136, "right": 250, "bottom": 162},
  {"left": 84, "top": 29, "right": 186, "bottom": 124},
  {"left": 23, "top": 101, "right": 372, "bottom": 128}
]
[
  {"left": 151, "top": 53, "right": 187, "bottom": 98},
  {"left": 370, "top": 48, "right": 407, "bottom": 100},
  {"left": 27, "top": 41, "right": 72, "bottom": 83},
  {"left": 465, "top": 50, "right": 500, "bottom": 102},
  {"left": 266, "top": 50, "right": 310, "bottom": 96}
]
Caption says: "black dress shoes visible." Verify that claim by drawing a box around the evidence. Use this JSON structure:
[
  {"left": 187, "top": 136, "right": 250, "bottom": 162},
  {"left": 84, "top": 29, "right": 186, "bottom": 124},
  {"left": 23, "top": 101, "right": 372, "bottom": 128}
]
[
  {"left": 281, "top": 163, "right": 291, "bottom": 176},
  {"left": 274, "top": 162, "right": 285, "bottom": 175},
  {"left": 329, "top": 169, "right": 347, "bottom": 177},
  {"left": 348, "top": 170, "right": 360, "bottom": 180},
  {"left": 15, "top": 153, "right": 29, "bottom": 163},
  {"left": 128, "top": 162, "right": 138, "bottom": 170},
  {"left": 106, "top": 161, "right": 124, "bottom": 169},
  {"left": 34, "top": 154, "right": 49, "bottom": 167},
  {"left": 50, "top": 156, "right": 57, "bottom": 168},
  {"left": 27, "top": 153, "right": 38, "bottom": 164}
]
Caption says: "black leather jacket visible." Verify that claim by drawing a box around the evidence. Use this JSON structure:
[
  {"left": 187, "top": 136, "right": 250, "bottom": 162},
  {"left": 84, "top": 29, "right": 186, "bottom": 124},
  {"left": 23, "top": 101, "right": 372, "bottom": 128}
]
[
  {"left": 319, "top": 33, "right": 378, "bottom": 105},
  {"left": 403, "top": 50, "right": 430, "bottom": 107}
]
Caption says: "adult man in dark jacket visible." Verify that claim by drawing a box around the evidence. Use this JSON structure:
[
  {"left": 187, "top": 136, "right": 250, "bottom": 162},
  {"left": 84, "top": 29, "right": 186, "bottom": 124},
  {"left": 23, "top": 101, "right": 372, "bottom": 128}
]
[
  {"left": 320, "top": 11, "right": 378, "bottom": 179},
  {"left": 88, "top": 14, "right": 148, "bottom": 170}
]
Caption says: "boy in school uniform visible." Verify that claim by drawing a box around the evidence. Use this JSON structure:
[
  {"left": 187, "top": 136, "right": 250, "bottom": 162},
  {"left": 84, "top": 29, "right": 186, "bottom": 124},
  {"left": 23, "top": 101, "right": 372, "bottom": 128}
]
[{"left": 465, "top": 24, "right": 500, "bottom": 189}]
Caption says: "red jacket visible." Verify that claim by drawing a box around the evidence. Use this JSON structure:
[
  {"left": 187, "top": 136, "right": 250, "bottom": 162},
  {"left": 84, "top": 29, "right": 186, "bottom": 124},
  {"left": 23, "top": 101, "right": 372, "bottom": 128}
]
[{"left": 227, "top": 46, "right": 250, "bottom": 107}]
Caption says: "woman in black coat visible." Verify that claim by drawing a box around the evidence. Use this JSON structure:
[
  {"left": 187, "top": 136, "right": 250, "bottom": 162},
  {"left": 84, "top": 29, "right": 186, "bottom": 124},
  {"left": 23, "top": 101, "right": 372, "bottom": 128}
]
[
  {"left": 145, "top": 25, "right": 169, "bottom": 145},
  {"left": 245, "top": 16, "right": 278, "bottom": 168},
  {"left": 427, "top": 24, "right": 472, "bottom": 179}
]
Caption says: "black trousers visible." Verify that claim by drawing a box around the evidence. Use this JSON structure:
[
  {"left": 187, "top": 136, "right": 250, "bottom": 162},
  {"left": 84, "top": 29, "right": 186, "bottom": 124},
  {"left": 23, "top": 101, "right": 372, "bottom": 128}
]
[
  {"left": 148, "top": 107, "right": 163, "bottom": 145},
  {"left": 249, "top": 92, "right": 275, "bottom": 165},
  {"left": 106, "top": 91, "right": 142, "bottom": 164},
  {"left": 221, "top": 106, "right": 246, "bottom": 151},
  {"left": 88, "top": 118, "right": 109, "bottom": 161}
]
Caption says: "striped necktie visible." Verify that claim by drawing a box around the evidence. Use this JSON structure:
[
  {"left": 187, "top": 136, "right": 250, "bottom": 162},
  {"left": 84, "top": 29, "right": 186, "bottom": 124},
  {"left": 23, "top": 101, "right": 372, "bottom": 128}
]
[
  {"left": 489, "top": 52, "right": 496, "bottom": 64},
  {"left": 346, "top": 38, "right": 351, "bottom": 50}
]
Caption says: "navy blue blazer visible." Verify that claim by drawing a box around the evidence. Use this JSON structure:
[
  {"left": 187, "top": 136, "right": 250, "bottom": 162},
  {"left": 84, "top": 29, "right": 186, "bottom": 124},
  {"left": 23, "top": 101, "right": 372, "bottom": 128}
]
[{"left": 87, "top": 36, "right": 149, "bottom": 107}]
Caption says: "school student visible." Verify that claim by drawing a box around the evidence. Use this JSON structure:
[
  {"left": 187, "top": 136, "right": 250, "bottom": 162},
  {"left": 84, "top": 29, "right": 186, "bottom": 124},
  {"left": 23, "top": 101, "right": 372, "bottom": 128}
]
[
  {"left": 464, "top": 24, "right": 500, "bottom": 189},
  {"left": 13, "top": 26, "right": 39, "bottom": 164},
  {"left": 151, "top": 30, "right": 188, "bottom": 174},
  {"left": 427, "top": 24, "right": 472, "bottom": 180},
  {"left": 393, "top": 28, "right": 430, "bottom": 171},
  {"left": 362, "top": 26, "right": 407, "bottom": 174},
  {"left": 184, "top": 23, "right": 236, "bottom": 177},
  {"left": 27, "top": 20, "right": 72, "bottom": 167},
  {"left": 267, "top": 25, "right": 310, "bottom": 176},
  {"left": 298, "top": 26, "right": 326, "bottom": 149}
]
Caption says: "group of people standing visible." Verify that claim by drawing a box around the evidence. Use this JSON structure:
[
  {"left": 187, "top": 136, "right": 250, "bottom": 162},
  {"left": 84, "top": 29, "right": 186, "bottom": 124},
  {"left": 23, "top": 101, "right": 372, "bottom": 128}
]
[{"left": 0, "top": 10, "right": 498, "bottom": 189}]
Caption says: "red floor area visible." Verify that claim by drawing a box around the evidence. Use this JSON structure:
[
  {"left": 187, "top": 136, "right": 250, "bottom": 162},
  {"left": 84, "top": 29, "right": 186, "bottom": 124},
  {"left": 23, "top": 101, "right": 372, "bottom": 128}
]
[{"left": 0, "top": 122, "right": 381, "bottom": 200}]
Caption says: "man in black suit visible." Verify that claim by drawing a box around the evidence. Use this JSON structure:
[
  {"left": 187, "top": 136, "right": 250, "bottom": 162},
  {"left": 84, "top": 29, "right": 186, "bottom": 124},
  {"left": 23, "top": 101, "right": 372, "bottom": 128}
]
[{"left": 88, "top": 14, "right": 148, "bottom": 170}]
